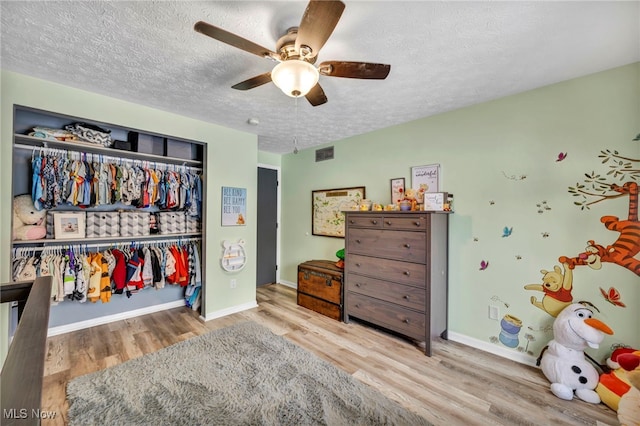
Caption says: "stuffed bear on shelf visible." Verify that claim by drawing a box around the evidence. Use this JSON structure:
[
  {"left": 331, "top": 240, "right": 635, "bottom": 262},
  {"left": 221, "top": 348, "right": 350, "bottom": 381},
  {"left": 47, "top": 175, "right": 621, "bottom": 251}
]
[{"left": 13, "top": 194, "right": 47, "bottom": 241}]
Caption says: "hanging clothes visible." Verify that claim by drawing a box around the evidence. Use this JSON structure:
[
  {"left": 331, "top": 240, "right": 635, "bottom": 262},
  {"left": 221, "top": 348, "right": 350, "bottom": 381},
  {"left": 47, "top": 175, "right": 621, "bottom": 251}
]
[{"left": 29, "top": 148, "right": 201, "bottom": 212}]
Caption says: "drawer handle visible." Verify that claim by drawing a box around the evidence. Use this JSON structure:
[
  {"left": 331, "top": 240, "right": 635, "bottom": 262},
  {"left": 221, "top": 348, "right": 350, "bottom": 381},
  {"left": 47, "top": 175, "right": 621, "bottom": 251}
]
[
  {"left": 325, "top": 279, "right": 332, "bottom": 287},
  {"left": 356, "top": 239, "right": 362, "bottom": 244},
  {"left": 355, "top": 263, "right": 361, "bottom": 267},
  {"left": 404, "top": 243, "right": 411, "bottom": 249},
  {"left": 355, "top": 304, "right": 361, "bottom": 308},
  {"left": 403, "top": 318, "right": 410, "bottom": 324},
  {"left": 371, "top": 220, "right": 378, "bottom": 225},
  {"left": 355, "top": 283, "right": 362, "bottom": 287},
  {"left": 386, "top": 220, "right": 392, "bottom": 225},
  {"left": 403, "top": 295, "right": 410, "bottom": 300},
  {"left": 350, "top": 220, "right": 355, "bottom": 224},
  {"left": 403, "top": 271, "right": 410, "bottom": 276},
  {"left": 414, "top": 221, "right": 421, "bottom": 226}
]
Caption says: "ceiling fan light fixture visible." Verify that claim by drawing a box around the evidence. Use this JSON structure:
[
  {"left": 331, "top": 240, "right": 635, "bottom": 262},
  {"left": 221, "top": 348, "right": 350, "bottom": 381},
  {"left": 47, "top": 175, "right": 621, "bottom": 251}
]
[{"left": 271, "top": 60, "right": 319, "bottom": 98}]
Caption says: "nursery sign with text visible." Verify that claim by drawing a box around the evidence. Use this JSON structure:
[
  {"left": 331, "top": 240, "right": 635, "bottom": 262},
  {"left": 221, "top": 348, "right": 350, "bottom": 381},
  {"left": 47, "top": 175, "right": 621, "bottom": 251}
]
[{"left": 221, "top": 186, "right": 246, "bottom": 226}]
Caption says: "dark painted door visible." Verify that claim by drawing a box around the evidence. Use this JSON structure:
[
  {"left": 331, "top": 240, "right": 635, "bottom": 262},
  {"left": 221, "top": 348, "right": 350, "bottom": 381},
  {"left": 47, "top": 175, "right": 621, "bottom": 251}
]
[{"left": 256, "top": 167, "right": 278, "bottom": 286}]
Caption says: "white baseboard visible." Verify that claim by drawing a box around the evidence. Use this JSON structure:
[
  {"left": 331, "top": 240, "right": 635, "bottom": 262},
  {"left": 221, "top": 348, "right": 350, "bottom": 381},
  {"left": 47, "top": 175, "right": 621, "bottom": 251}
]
[
  {"left": 47, "top": 300, "right": 186, "bottom": 337},
  {"left": 447, "top": 331, "right": 538, "bottom": 367},
  {"left": 201, "top": 300, "right": 259, "bottom": 322},
  {"left": 278, "top": 280, "right": 296, "bottom": 289}
]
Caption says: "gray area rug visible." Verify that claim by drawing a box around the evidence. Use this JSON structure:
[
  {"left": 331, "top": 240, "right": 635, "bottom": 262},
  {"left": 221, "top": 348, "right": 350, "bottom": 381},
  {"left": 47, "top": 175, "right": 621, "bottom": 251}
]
[{"left": 67, "top": 321, "right": 431, "bottom": 425}]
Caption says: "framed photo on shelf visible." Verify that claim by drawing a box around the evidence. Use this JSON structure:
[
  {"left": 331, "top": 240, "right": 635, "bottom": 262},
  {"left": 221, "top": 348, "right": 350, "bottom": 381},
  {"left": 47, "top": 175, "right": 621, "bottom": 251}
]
[
  {"left": 411, "top": 164, "right": 441, "bottom": 193},
  {"left": 53, "top": 212, "right": 86, "bottom": 239},
  {"left": 221, "top": 186, "right": 247, "bottom": 226},
  {"left": 390, "top": 177, "right": 405, "bottom": 204},
  {"left": 312, "top": 186, "right": 365, "bottom": 238}
]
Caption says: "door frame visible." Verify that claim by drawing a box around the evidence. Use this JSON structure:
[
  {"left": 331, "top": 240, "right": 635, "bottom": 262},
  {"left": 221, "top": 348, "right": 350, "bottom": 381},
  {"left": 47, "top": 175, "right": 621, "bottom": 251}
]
[{"left": 257, "top": 163, "right": 281, "bottom": 284}]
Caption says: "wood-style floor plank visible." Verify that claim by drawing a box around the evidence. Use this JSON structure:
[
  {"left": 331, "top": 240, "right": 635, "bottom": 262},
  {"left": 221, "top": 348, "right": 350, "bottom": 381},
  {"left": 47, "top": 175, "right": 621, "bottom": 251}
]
[{"left": 39, "top": 284, "right": 619, "bottom": 425}]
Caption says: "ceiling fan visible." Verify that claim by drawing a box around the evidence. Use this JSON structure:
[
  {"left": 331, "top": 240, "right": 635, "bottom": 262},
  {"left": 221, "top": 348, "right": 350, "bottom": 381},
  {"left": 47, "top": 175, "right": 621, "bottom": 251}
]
[{"left": 194, "top": 0, "right": 390, "bottom": 107}]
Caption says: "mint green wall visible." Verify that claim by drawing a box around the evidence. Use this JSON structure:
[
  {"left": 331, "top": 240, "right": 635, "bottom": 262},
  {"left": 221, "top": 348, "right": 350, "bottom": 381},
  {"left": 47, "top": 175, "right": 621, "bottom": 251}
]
[
  {"left": 0, "top": 71, "right": 258, "bottom": 362},
  {"left": 281, "top": 63, "right": 640, "bottom": 361},
  {"left": 258, "top": 150, "right": 281, "bottom": 167}
]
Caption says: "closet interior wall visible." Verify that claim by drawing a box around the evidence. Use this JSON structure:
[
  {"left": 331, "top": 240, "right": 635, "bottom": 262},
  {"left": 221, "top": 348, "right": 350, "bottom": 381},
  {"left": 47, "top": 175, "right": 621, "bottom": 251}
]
[{"left": 10, "top": 105, "right": 207, "bottom": 332}]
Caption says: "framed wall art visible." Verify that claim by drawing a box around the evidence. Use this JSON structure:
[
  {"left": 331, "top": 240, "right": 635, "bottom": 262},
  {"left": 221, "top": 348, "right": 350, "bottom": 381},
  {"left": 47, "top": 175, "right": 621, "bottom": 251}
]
[
  {"left": 390, "top": 177, "right": 405, "bottom": 204},
  {"left": 411, "top": 164, "right": 441, "bottom": 193},
  {"left": 53, "top": 212, "right": 86, "bottom": 239},
  {"left": 221, "top": 186, "right": 247, "bottom": 226},
  {"left": 312, "top": 186, "right": 365, "bottom": 238}
]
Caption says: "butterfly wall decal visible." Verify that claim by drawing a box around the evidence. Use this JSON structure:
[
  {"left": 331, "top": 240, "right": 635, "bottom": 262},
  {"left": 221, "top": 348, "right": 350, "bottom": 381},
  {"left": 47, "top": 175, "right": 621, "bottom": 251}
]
[
  {"left": 479, "top": 260, "right": 489, "bottom": 270},
  {"left": 502, "top": 227, "right": 513, "bottom": 237},
  {"left": 556, "top": 152, "right": 568, "bottom": 162},
  {"left": 600, "top": 286, "right": 626, "bottom": 307}
]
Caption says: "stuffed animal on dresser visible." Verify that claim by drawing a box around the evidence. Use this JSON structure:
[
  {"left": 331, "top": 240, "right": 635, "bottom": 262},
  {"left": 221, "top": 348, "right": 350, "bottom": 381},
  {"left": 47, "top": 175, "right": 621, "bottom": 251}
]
[
  {"left": 13, "top": 194, "right": 47, "bottom": 240},
  {"left": 539, "top": 302, "right": 614, "bottom": 403}
]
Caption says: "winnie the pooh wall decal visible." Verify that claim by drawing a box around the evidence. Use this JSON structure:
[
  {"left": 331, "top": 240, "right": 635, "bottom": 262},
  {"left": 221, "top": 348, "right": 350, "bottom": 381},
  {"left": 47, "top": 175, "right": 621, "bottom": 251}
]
[
  {"left": 524, "top": 263, "right": 574, "bottom": 317},
  {"left": 560, "top": 182, "right": 639, "bottom": 276}
]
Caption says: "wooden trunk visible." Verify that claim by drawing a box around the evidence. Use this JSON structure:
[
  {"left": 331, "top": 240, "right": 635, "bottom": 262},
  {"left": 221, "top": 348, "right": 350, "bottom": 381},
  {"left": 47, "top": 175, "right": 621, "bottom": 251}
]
[{"left": 297, "top": 260, "right": 344, "bottom": 321}]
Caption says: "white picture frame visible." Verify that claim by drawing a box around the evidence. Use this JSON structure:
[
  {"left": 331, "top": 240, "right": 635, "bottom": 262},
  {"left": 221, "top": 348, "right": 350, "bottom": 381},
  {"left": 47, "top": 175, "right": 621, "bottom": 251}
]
[
  {"left": 424, "top": 192, "right": 448, "bottom": 211},
  {"left": 411, "top": 164, "right": 441, "bottom": 193},
  {"left": 53, "top": 212, "right": 86, "bottom": 239}
]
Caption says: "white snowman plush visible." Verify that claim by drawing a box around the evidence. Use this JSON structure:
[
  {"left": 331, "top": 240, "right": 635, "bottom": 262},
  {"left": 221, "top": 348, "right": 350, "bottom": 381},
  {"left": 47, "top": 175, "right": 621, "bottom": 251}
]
[{"left": 540, "top": 302, "right": 614, "bottom": 403}]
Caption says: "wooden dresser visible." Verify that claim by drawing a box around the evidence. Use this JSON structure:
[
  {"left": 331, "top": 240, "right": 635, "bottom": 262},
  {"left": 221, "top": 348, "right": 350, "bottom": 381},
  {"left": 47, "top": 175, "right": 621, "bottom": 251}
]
[
  {"left": 344, "top": 211, "right": 450, "bottom": 356},
  {"left": 297, "top": 260, "right": 344, "bottom": 321}
]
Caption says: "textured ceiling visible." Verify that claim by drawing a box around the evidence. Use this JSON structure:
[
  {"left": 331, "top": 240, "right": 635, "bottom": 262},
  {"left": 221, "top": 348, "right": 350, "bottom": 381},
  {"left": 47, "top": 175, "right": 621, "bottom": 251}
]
[{"left": 1, "top": 1, "right": 638, "bottom": 154}]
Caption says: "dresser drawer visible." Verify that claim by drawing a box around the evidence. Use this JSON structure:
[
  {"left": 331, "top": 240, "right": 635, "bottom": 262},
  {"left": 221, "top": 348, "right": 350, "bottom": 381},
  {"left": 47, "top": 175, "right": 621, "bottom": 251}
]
[
  {"left": 346, "top": 254, "right": 426, "bottom": 287},
  {"left": 347, "top": 229, "right": 427, "bottom": 263},
  {"left": 382, "top": 215, "right": 427, "bottom": 231},
  {"left": 347, "top": 274, "right": 426, "bottom": 312},
  {"left": 346, "top": 214, "right": 383, "bottom": 229},
  {"left": 347, "top": 292, "right": 425, "bottom": 340}
]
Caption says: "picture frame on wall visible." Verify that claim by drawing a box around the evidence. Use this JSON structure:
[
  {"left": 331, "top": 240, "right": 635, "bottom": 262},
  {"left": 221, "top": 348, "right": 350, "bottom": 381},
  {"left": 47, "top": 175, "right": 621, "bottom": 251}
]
[
  {"left": 53, "top": 212, "right": 86, "bottom": 239},
  {"left": 221, "top": 186, "right": 247, "bottom": 226},
  {"left": 411, "top": 164, "right": 441, "bottom": 193},
  {"left": 312, "top": 186, "right": 365, "bottom": 238},
  {"left": 390, "top": 177, "right": 405, "bottom": 204}
]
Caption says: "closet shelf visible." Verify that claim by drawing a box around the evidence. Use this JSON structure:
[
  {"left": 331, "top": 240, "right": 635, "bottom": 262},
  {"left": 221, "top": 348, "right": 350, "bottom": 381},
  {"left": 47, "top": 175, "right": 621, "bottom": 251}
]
[
  {"left": 12, "top": 233, "right": 202, "bottom": 247},
  {"left": 14, "top": 134, "right": 203, "bottom": 167}
]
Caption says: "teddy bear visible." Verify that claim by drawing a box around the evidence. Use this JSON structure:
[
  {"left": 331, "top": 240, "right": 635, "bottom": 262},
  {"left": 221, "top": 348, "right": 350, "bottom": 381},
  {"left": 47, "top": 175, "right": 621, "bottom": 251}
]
[
  {"left": 616, "top": 351, "right": 640, "bottom": 425},
  {"left": 13, "top": 194, "right": 47, "bottom": 240},
  {"left": 401, "top": 188, "right": 419, "bottom": 211},
  {"left": 524, "top": 262, "right": 574, "bottom": 317},
  {"left": 596, "top": 346, "right": 639, "bottom": 412}
]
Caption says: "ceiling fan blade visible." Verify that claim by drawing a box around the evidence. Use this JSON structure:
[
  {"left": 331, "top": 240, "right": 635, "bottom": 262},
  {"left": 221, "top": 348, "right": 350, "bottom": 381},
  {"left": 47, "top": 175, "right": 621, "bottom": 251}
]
[
  {"left": 231, "top": 73, "right": 272, "bottom": 91},
  {"left": 318, "top": 61, "right": 391, "bottom": 79},
  {"left": 305, "top": 83, "right": 327, "bottom": 107},
  {"left": 295, "top": 1, "right": 345, "bottom": 58},
  {"left": 194, "top": 21, "right": 279, "bottom": 61}
]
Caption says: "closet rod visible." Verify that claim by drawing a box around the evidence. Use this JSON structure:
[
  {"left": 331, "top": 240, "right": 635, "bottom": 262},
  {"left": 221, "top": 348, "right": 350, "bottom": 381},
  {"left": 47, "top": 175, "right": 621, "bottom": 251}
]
[
  {"left": 13, "top": 143, "right": 203, "bottom": 173},
  {"left": 13, "top": 237, "right": 202, "bottom": 254}
]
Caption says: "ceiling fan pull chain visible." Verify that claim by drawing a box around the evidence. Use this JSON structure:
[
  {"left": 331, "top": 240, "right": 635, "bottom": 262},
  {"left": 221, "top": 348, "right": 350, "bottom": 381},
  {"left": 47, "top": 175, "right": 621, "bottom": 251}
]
[{"left": 293, "top": 97, "right": 299, "bottom": 154}]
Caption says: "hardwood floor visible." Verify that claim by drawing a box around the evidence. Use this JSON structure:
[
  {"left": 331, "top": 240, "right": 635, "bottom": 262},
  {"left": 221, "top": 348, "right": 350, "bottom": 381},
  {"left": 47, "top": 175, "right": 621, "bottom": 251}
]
[{"left": 40, "top": 284, "right": 619, "bottom": 425}]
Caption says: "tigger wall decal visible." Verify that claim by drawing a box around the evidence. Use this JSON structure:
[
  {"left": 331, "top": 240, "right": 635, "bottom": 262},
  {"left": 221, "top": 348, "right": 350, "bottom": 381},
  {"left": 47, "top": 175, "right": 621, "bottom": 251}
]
[{"left": 559, "top": 182, "right": 640, "bottom": 276}]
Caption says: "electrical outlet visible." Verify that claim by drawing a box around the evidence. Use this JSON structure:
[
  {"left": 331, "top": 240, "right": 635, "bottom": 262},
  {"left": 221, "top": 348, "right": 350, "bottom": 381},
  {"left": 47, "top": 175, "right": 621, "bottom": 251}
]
[
  {"left": 230, "top": 279, "right": 237, "bottom": 289},
  {"left": 489, "top": 305, "right": 499, "bottom": 320}
]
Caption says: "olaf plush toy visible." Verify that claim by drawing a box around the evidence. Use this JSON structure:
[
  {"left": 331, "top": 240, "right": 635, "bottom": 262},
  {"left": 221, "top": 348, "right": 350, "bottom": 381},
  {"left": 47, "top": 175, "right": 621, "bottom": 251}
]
[{"left": 540, "top": 302, "right": 614, "bottom": 403}]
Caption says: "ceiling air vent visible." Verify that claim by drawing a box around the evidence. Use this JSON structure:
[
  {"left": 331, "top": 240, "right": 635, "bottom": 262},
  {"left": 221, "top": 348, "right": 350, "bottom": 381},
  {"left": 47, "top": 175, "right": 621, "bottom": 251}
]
[{"left": 315, "top": 146, "right": 334, "bottom": 162}]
